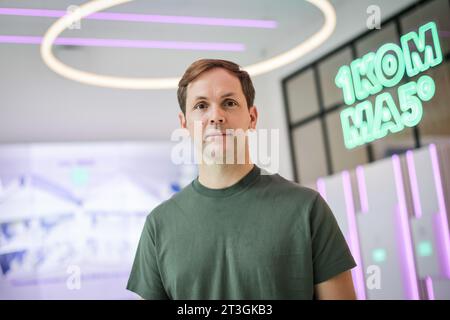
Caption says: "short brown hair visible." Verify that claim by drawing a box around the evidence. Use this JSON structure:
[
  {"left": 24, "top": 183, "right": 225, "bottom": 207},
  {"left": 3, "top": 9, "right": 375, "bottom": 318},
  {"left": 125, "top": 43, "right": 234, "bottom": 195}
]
[{"left": 177, "top": 59, "right": 255, "bottom": 114}]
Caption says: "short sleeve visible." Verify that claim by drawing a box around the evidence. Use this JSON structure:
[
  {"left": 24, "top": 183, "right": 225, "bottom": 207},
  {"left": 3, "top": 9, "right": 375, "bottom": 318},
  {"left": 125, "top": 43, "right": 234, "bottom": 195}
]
[
  {"left": 126, "top": 214, "right": 169, "bottom": 299},
  {"left": 309, "top": 193, "right": 356, "bottom": 285}
]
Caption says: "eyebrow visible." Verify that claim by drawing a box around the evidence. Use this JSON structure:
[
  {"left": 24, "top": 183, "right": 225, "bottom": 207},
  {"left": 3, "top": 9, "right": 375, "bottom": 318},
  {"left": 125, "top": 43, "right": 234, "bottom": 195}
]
[{"left": 194, "top": 92, "right": 236, "bottom": 102}]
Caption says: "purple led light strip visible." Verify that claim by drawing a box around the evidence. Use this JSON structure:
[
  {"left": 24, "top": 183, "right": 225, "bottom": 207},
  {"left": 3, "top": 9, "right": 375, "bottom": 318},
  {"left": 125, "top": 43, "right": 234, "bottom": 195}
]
[
  {"left": 356, "top": 166, "right": 369, "bottom": 213},
  {"left": 406, "top": 150, "right": 423, "bottom": 219},
  {"left": 342, "top": 171, "right": 366, "bottom": 300},
  {"left": 0, "top": 35, "right": 244, "bottom": 51},
  {"left": 429, "top": 144, "right": 450, "bottom": 278},
  {"left": 0, "top": 8, "right": 277, "bottom": 28},
  {"left": 316, "top": 178, "right": 327, "bottom": 201},
  {"left": 392, "top": 154, "right": 420, "bottom": 300},
  {"left": 425, "top": 276, "right": 435, "bottom": 300}
]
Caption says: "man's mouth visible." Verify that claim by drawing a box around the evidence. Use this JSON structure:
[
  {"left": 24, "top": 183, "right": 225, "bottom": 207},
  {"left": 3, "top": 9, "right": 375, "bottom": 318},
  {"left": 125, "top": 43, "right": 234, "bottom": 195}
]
[{"left": 204, "top": 131, "right": 233, "bottom": 140}]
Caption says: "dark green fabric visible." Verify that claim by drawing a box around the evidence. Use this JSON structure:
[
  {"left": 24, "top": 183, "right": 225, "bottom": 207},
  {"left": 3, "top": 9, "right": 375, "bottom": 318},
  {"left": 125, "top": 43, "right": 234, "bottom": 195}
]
[{"left": 127, "top": 165, "right": 356, "bottom": 299}]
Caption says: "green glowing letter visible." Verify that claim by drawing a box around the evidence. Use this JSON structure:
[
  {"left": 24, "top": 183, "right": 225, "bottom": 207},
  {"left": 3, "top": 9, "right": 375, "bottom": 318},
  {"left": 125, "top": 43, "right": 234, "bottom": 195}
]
[
  {"left": 401, "top": 21, "right": 443, "bottom": 77},
  {"left": 398, "top": 80, "right": 423, "bottom": 128},
  {"left": 373, "top": 92, "right": 404, "bottom": 139},
  {"left": 340, "top": 107, "right": 362, "bottom": 149},
  {"left": 335, "top": 65, "right": 356, "bottom": 105},
  {"left": 355, "top": 100, "right": 375, "bottom": 143},
  {"left": 416, "top": 74, "right": 436, "bottom": 102},
  {"left": 374, "top": 43, "right": 405, "bottom": 88},
  {"left": 351, "top": 52, "right": 382, "bottom": 101}
]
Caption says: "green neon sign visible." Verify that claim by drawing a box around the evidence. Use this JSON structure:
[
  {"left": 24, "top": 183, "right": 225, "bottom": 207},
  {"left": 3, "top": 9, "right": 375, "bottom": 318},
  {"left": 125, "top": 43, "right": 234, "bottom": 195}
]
[{"left": 335, "top": 21, "right": 442, "bottom": 149}]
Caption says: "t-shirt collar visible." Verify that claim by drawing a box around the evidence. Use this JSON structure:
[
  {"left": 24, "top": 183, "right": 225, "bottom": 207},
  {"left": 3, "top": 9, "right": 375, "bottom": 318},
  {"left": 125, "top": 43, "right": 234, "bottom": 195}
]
[{"left": 192, "top": 165, "right": 261, "bottom": 197}]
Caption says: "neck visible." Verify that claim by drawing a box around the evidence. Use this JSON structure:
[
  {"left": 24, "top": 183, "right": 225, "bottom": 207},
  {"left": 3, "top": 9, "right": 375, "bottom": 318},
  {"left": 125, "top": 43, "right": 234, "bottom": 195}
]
[
  {"left": 197, "top": 139, "right": 255, "bottom": 189},
  {"left": 198, "top": 162, "right": 254, "bottom": 189}
]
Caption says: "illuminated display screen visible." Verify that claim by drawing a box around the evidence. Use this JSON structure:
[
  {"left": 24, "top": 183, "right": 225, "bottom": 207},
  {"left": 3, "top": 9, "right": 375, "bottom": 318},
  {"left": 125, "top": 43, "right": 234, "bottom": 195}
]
[{"left": 0, "top": 143, "right": 196, "bottom": 299}]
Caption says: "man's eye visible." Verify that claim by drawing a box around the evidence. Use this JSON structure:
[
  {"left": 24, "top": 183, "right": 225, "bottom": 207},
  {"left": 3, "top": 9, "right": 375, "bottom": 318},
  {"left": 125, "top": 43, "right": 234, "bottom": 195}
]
[
  {"left": 224, "top": 100, "right": 237, "bottom": 107},
  {"left": 194, "top": 103, "right": 207, "bottom": 110}
]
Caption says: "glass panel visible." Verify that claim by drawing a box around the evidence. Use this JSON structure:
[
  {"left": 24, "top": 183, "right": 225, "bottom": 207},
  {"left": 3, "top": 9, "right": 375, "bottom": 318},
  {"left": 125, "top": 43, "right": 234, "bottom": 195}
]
[
  {"left": 325, "top": 109, "right": 369, "bottom": 172},
  {"left": 367, "top": 86, "right": 416, "bottom": 160},
  {"left": 318, "top": 47, "right": 353, "bottom": 109},
  {"left": 286, "top": 68, "right": 320, "bottom": 123},
  {"left": 355, "top": 22, "right": 399, "bottom": 56},
  {"left": 400, "top": 0, "right": 450, "bottom": 56},
  {"left": 370, "top": 128, "right": 415, "bottom": 160},
  {"left": 292, "top": 120, "right": 327, "bottom": 184},
  {"left": 418, "top": 60, "right": 450, "bottom": 145},
  {"left": 353, "top": 23, "right": 415, "bottom": 160}
]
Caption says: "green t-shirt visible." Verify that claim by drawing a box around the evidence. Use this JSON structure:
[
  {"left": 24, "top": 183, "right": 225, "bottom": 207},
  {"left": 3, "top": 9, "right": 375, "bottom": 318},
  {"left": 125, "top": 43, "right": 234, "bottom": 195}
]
[{"left": 127, "top": 165, "right": 356, "bottom": 299}]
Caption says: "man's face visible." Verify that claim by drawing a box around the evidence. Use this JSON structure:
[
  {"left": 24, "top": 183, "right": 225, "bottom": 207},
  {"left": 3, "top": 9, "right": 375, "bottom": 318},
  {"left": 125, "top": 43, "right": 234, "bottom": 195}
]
[{"left": 179, "top": 67, "right": 258, "bottom": 164}]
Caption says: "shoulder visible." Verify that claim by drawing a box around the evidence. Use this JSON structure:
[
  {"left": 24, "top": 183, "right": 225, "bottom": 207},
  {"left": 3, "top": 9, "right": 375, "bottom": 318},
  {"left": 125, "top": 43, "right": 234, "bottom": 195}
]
[
  {"left": 145, "top": 182, "right": 194, "bottom": 223},
  {"left": 259, "top": 171, "right": 320, "bottom": 209}
]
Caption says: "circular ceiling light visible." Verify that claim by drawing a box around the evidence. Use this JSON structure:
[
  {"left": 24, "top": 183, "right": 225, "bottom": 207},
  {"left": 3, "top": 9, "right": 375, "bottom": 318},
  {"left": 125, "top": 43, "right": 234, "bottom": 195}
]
[{"left": 40, "top": 0, "right": 336, "bottom": 89}]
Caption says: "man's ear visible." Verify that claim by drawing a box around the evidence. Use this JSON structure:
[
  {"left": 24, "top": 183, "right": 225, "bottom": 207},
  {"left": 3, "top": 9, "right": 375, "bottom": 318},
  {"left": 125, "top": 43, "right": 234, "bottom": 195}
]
[
  {"left": 248, "top": 106, "right": 258, "bottom": 130},
  {"left": 178, "top": 111, "right": 187, "bottom": 129}
]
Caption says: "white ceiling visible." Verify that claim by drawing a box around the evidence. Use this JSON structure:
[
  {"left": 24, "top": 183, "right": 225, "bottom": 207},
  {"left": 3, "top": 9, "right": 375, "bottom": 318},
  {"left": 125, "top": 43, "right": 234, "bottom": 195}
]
[{"left": 0, "top": 0, "right": 333, "bottom": 77}]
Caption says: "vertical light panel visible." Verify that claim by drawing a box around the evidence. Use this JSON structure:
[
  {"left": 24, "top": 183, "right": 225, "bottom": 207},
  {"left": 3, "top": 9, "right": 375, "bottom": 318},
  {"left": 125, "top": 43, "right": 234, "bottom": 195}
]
[
  {"left": 406, "top": 151, "right": 422, "bottom": 219},
  {"left": 316, "top": 173, "right": 366, "bottom": 299},
  {"left": 429, "top": 144, "right": 450, "bottom": 278},
  {"left": 356, "top": 158, "right": 418, "bottom": 299},
  {"left": 316, "top": 177, "right": 327, "bottom": 200},
  {"left": 425, "top": 276, "right": 435, "bottom": 300},
  {"left": 405, "top": 144, "right": 450, "bottom": 299},
  {"left": 342, "top": 171, "right": 366, "bottom": 300},
  {"left": 356, "top": 166, "right": 369, "bottom": 214},
  {"left": 392, "top": 155, "right": 420, "bottom": 300}
]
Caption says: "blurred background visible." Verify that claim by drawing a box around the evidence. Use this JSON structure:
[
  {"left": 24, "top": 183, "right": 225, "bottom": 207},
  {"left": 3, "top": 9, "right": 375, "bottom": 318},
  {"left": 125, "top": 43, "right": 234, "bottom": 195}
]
[{"left": 0, "top": 0, "right": 449, "bottom": 299}]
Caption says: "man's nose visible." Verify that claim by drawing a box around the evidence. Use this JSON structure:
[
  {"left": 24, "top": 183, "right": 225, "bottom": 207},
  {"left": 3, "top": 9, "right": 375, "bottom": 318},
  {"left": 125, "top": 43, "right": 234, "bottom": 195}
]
[{"left": 208, "top": 105, "right": 225, "bottom": 125}]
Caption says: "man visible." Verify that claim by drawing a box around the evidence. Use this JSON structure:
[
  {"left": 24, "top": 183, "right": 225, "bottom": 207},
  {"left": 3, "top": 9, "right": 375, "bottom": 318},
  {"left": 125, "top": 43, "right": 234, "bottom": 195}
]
[{"left": 127, "top": 59, "right": 356, "bottom": 300}]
